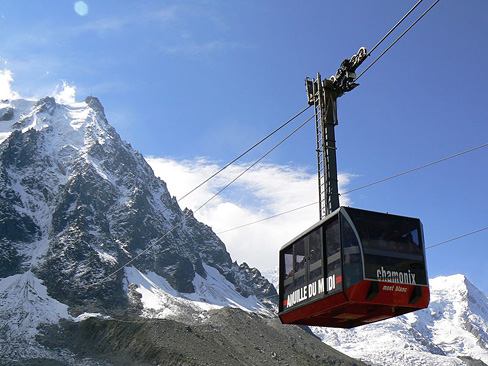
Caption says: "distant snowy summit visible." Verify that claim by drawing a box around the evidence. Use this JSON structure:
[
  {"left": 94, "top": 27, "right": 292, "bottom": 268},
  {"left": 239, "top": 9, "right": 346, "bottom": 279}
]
[
  {"left": 309, "top": 273, "right": 488, "bottom": 366},
  {"left": 0, "top": 95, "right": 276, "bottom": 358},
  {"left": 0, "top": 96, "right": 107, "bottom": 146}
]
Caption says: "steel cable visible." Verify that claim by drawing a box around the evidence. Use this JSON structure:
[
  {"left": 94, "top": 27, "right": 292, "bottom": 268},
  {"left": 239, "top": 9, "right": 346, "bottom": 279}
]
[
  {"left": 367, "top": 0, "right": 425, "bottom": 56},
  {"left": 356, "top": 0, "right": 441, "bottom": 81},
  {"left": 217, "top": 142, "right": 488, "bottom": 235},
  {"left": 426, "top": 227, "right": 488, "bottom": 250}
]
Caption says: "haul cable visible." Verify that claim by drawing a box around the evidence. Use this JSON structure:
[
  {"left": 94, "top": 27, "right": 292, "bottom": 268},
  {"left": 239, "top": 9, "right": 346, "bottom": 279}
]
[
  {"left": 426, "top": 227, "right": 488, "bottom": 250},
  {"left": 367, "top": 0, "right": 425, "bottom": 56},
  {"left": 356, "top": 0, "right": 441, "bottom": 81},
  {"left": 217, "top": 142, "right": 488, "bottom": 234}
]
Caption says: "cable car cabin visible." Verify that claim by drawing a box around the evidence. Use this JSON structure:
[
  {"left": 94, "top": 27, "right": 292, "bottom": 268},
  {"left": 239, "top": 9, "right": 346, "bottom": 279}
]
[{"left": 278, "top": 207, "right": 429, "bottom": 328}]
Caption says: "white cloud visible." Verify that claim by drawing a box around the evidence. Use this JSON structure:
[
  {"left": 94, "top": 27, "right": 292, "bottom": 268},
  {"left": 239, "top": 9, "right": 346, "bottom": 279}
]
[
  {"left": 146, "top": 156, "right": 353, "bottom": 272},
  {"left": 0, "top": 69, "right": 20, "bottom": 100},
  {"left": 53, "top": 81, "right": 76, "bottom": 104}
]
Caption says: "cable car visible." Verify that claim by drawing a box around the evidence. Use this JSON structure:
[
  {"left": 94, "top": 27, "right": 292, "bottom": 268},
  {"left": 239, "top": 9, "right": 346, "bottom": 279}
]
[
  {"left": 278, "top": 206, "right": 429, "bottom": 328},
  {"left": 278, "top": 51, "right": 429, "bottom": 328}
]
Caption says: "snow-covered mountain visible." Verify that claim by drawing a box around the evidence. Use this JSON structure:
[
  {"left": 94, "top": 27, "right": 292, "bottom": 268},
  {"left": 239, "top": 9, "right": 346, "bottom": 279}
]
[
  {"left": 310, "top": 274, "right": 488, "bottom": 366},
  {"left": 0, "top": 95, "right": 276, "bottom": 360}
]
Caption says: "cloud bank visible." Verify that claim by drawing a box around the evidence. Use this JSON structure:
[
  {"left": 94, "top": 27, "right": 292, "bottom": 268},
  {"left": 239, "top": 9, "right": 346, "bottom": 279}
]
[
  {"left": 0, "top": 69, "right": 20, "bottom": 100},
  {"left": 0, "top": 67, "right": 77, "bottom": 104},
  {"left": 53, "top": 81, "right": 76, "bottom": 104},
  {"left": 146, "top": 156, "right": 353, "bottom": 272}
]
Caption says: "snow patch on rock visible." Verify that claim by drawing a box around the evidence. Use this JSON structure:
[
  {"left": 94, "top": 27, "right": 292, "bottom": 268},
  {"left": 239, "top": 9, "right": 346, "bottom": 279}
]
[{"left": 124, "top": 264, "right": 272, "bottom": 320}]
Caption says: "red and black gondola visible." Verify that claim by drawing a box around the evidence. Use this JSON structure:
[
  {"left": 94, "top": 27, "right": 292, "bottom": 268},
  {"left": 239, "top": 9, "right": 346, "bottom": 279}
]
[{"left": 278, "top": 206, "right": 429, "bottom": 328}]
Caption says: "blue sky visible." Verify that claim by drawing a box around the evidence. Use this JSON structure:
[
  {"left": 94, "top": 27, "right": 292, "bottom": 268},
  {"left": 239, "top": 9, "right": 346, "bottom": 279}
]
[{"left": 1, "top": 0, "right": 487, "bottom": 293}]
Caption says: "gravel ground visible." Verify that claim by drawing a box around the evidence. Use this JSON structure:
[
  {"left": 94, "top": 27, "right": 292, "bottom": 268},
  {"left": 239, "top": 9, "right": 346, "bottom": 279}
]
[{"left": 29, "top": 308, "right": 368, "bottom": 366}]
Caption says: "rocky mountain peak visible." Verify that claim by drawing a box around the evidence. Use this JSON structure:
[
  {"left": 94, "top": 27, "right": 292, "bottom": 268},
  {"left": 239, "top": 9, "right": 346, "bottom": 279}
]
[
  {"left": 35, "top": 96, "right": 56, "bottom": 115},
  {"left": 0, "top": 95, "right": 277, "bottom": 344},
  {"left": 84, "top": 96, "right": 105, "bottom": 115}
]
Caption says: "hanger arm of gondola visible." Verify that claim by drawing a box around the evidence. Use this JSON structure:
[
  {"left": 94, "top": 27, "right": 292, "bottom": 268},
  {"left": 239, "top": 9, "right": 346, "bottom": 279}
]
[{"left": 304, "top": 46, "right": 368, "bottom": 220}]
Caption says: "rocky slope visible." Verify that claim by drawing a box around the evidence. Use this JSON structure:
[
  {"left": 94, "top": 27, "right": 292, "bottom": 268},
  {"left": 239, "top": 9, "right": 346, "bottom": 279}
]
[{"left": 26, "top": 307, "right": 365, "bottom": 366}]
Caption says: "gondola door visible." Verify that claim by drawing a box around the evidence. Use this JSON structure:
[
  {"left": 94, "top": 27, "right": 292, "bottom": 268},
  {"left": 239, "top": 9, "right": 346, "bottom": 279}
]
[
  {"left": 280, "top": 226, "right": 323, "bottom": 312},
  {"left": 324, "top": 217, "right": 342, "bottom": 296}
]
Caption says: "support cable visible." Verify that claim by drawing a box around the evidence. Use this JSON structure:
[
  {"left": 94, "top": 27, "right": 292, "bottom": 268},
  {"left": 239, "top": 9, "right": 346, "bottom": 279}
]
[
  {"left": 368, "top": 0, "right": 425, "bottom": 56},
  {"left": 341, "top": 142, "right": 488, "bottom": 195},
  {"left": 217, "top": 142, "right": 488, "bottom": 234},
  {"left": 356, "top": 0, "right": 441, "bottom": 81},
  {"left": 191, "top": 113, "right": 316, "bottom": 215},
  {"left": 217, "top": 202, "right": 318, "bottom": 235},
  {"left": 426, "top": 227, "right": 488, "bottom": 249}
]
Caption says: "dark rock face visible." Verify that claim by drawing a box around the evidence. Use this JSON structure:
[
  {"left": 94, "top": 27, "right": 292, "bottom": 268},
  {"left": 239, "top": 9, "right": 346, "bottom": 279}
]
[
  {"left": 0, "top": 106, "right": 14, "bottom": 121},
  {"left": 0, "top": 242, "right": 23, "bottom": 278},
  {"left": 0, "top": 130, "right": 42, "bottom": 278},
  {"left": 458, "top": 357, "right": 488, "bottom": 366}
]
